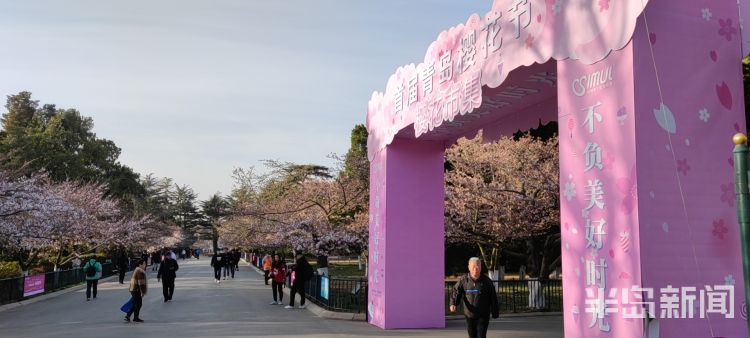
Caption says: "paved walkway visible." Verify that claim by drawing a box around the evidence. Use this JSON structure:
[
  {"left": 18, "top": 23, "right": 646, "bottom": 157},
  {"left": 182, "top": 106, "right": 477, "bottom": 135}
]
[{"left": 0, "top": 259, "right": 562, "bottom": 337}]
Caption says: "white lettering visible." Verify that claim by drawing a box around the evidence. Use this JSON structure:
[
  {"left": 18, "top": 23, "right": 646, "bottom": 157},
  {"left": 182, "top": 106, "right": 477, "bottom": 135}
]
[{"left": 572, "top": 66, "right": 614, "bottom": 97}]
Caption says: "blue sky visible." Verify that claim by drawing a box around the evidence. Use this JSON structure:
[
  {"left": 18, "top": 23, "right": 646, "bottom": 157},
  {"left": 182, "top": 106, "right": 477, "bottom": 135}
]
[{"left": 0, "top": 1, "right": 491, "bottom": 199}]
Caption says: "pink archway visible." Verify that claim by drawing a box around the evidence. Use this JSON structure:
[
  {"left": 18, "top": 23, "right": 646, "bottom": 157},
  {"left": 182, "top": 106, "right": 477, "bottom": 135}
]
[{"left": 365, "top": 0, "right": 750, "bottom": 337}]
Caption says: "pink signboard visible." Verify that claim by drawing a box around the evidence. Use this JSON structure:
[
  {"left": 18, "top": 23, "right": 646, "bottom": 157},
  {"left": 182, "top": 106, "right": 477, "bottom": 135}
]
[
  {"left": 365, "top": 0, "right": 750, "bottom": 336},
  {"left": 23, "top": 274, "right": 45, "bottom": 297},
  {"left": 366, "top": 0, "right": 651, "bottom": 161}
]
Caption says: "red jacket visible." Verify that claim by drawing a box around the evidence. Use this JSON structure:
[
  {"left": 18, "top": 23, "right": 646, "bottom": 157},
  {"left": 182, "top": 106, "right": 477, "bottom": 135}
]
[{"left": 271, "top": 265, "right": 286, "bottom": 283}]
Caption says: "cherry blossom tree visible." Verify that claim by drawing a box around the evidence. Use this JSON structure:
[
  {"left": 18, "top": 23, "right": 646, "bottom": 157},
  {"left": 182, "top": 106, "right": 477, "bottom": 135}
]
[
  {"left": 225, "top": 157, "right": 368, "bottom": 256},
  {"left": 0, "top": 170, "right": 175, "bottom": 270},
  {"left": 445, "top": 132, "right": 560, "bottom": 278}
]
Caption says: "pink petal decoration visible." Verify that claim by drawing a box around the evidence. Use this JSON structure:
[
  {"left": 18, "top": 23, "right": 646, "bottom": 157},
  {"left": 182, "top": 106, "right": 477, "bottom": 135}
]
[
  {"left": 619, "top": 271, "right": 632, "bottom": 280},
  {"left": 716, "top": 81, "right": 733, "bottom": 110},
  {"left": 710, "top": 50, "right": 717, "bottom": 62},
  {"left": 649, "top": 32, "right": 656, "bottom": 45},
  {"left": 609, "top": 249, "right": 615, "bottom": 258}
]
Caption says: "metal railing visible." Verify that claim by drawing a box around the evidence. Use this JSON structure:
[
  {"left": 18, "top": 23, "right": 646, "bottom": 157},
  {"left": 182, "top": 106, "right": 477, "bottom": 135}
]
[
  {"left": 303, "top": 273, "right": 367, "bottom": 313},
  {"left": 445, "top": 279, "right": 563, "bottom": 314},
  {"left": 0, "top": 262, "right": 117, "bottom": 306},
  {"left": 245, "top": 254, "right": 563, "bottom": 315}
]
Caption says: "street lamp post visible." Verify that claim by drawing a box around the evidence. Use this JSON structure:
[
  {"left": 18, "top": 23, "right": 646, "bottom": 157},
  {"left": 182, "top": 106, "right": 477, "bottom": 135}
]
[{"left": 732, "top": 132, "right": 750, "bottom": 335}]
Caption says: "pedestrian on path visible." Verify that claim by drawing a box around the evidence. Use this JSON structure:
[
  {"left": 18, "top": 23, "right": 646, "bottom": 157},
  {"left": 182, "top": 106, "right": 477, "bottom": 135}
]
[
  {"left": 450, "top": 257, "right": 499, "bottom": 338},
  {"left": 82, "top": 254, "right": 102, "bottom": 301},
  {"left": 269, "top": 254, "right": 286, "bottom": 305},
  {"left": 227, "top": 249, "right": 236, "bottom": 279},
  {"left": 262, "top": 253, "right": 272, "bottom": 285},
  {"left": 210, "top": 250, "right": 224, "bottom": 284},
  {"left": 233, "top": 249, "right": 240, "bottom": 271},
  {"left": 125, "top": 259, "right": 148, "bottom": 323},
  {"left": 151, "top": 251, "right": 161, "bottom": 272},
  {"left": 157, "top": 251, "right": 179, "bottom": 302},
  {"left": 117, "top": 251, "right": 128, "bottom": 284},
  {"left": 285, "top": 254, "right": 313, "bottom": 309},
  {"left": 221, "top": 249, "right": 232, "bottom": 280}
]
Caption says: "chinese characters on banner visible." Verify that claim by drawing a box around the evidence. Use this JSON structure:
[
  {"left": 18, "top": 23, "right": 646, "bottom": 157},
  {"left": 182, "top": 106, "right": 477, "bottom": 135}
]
[
  {"left": 23, "top": 274, "right": 45, "bottom": 297},
  {"left": 559, "top": 46, "right": 642, "bottom": 337},
  {"left": 378, "top": 0, "right": 537, "bottom": 142},
  {"left": 368, "top": 152, "right": 386, "bottom": 326}
]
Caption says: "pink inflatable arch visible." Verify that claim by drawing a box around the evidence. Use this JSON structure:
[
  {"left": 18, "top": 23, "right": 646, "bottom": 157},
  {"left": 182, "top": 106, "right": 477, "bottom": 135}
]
[{"left": 366, "top": 0, "right": 750, "bottom": 337}]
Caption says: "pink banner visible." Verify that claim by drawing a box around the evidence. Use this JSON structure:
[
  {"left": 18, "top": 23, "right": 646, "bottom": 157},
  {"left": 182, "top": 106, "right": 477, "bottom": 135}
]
[
  {"left": 23, "top": 274, "right": 45, "bottom": 297},
  {"left": 366, "top": 0, "right": 651, "bottom": 161}
]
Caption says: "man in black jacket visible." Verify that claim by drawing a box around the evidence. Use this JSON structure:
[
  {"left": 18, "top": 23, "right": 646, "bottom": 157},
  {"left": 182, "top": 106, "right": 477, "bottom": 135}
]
[
  {"left": 450, "top": 257, "right": 499, "bottom": 338},
  {"left": 285, "top": 254, "right": 314, "bottom": 309},
  {"left": 157, "top": 251, "right": 179, "bottom": 302},
  {"left": 210, "top": 250, "right": 225, "bottom": 284},
  {"left": 117, "top": 251, "right": 129, "bottom": 284}
]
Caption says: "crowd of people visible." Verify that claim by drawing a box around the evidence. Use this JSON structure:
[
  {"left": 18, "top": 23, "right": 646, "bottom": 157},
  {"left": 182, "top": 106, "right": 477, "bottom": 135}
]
[
  {"left": 254, "top": 252, "right": 314, "bottom": 309},
  {"left": 210, "top": 248, "right": 241, "bottom": 283},
  {"left": 76, "top": 247, "right": 205, "bottom": 323},
  {"left": 76, "top": 247, "right": 333, "bottom": 326}
]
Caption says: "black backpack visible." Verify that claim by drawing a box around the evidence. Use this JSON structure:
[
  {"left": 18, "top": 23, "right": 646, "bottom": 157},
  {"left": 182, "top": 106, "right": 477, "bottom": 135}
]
[{"left": 85, "top": 262, "right": 97, "bottom": 277}]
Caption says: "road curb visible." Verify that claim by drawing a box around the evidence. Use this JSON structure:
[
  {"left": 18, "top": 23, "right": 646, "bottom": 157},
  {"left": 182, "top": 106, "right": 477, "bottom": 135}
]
[{"left": 0, "top": 273, "right": 123, "bottom": 314}]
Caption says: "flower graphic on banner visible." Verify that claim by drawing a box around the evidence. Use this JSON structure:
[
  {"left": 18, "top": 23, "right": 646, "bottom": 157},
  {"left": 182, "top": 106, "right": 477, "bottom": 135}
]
[
  {"left": 720, "top": 183, "right": 735, "bottom": 207},
  {"left": 616, "top": 106, "right": 627, "bottom": 125},
  {"left": 525, "top": 34, "right": 534, "bottom": 49},
  {"left": 564, "top": 181, "right": 576, "bottom": 201},
  {"left": 552, "top": 0, "right": 563, "bottom": 15},
  {"left": 619, "top": 231, "right": 631, "bottom": 253},
  {"left": 699, "top": 108, "right": 710, "bottom": 122},
  {"left": 718, "top": 18, "right": 737, "bottom": 41},
  {"left": 564, "top": 175, "right": 576, "bottom": 201},
  {"left": 725, "top": 274, "right": 735, "bottom": 286},
  {"left": 616, "top": 166, "right": 637, "bottom": 215},
  {"left": 653, "top": 102, "right": 676, "bottom": 134},
  {"left": 701, "top": 8, "right": 712, "bottom": 21},
  {"left": 598, "top": 0, "right": 610, "bottom": 12},
  {"left": 712, "top": 219, "right": 728, "bottom": 239},
  {"left": 676, "top": 159, "right": 691, "bottom": 176}
]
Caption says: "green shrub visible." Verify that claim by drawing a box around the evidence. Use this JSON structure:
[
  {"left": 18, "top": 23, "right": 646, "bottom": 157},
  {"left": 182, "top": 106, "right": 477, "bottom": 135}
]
[{"left": 0, "top": 261, "right": 22, "bottom": 279}]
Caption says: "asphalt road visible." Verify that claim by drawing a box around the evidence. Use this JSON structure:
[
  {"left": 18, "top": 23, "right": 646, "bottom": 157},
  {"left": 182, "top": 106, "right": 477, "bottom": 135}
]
[{"left": 0, "top": 259, "right": 562, "bottom": 338}]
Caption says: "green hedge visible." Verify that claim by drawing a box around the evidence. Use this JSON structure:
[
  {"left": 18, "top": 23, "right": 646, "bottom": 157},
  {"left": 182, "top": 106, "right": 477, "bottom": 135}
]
[{"left": 0, "top": 261, "right": 22, "bottom": 279}]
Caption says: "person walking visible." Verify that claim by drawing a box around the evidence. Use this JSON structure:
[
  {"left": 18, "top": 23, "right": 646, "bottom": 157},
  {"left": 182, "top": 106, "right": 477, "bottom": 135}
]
[
  {"left": 262, "top": 253, "right": 273, "bottom": 285},
  {"left": 125, "top": 259, "right": 148, "bottom": 323},
  {"left": 449, "top": 257, "right": 499, "bottom": 338},
  {"left": 233, "top": 249, "right": 240, "bottom": 271},
  {"left": 117, "top": 252, "right": 129, "bottom": 284},
  {"left": 269, "top": 254, "right": 286, "bottom": 305},
  {"left": 285, "top": 254, "right": 313, "bottom": 309},
  {"left": 151, "top": 251, "right": 161, "bottom": 272},
  {"left": 227, "top": 249, "right": 236, "bottom": 279},
  {"left": 82, "top": 255, "right": 102, "bottom": 301},
  {"left": 221, "top": 249, "right": 231, "bottom": 280},
  {"left": 210, "top": 250, "right": 224, "bottom": 284},
  {"left": 157, "top": 251, "right": 179, "bottom": 302}
]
